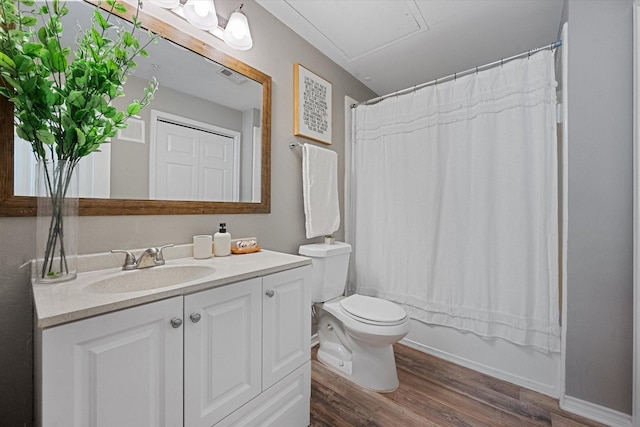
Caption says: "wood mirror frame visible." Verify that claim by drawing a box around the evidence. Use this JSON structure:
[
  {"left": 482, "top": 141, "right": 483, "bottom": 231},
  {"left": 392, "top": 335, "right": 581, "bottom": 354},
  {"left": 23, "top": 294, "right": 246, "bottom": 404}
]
[{"left": 0, "top": 1, "right": 271, "bottom": 216}]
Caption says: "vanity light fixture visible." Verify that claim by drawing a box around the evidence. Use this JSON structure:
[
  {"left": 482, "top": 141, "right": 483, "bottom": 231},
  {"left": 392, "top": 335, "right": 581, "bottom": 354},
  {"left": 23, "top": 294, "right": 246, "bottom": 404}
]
[
  {"left": 150, "top": 0, "right": 253, "bottom": 50},
  {"left": 183, "top": 0, "right": 218, "bottom": 31},
  {"left": 223, "top": 4, "right": 252, "bottom": 51}
]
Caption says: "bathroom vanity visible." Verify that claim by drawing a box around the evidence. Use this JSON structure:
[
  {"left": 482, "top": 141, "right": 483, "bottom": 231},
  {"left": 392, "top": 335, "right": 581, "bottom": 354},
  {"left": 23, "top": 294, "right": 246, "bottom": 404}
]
[{"left": 32, "top": 246, "right": 311, "bottom": 427}]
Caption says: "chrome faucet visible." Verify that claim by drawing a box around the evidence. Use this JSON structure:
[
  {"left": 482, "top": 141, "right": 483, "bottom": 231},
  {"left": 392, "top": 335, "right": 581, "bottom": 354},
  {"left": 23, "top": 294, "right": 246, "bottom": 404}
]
[{"left": 111, "top": 244, "right": 174, "bottom": 270}]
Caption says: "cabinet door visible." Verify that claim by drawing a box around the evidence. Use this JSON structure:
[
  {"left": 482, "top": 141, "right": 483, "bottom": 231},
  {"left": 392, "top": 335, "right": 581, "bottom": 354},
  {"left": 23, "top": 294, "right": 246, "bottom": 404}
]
[
  {"left": 262, "top": 266, "right": 311, "bottom": 389},
  {"left": 184, "top": 278, "right": 262, "bottom": 427},
  {"left": 39, "top": 297, "right": 183, "bottom": 427}
]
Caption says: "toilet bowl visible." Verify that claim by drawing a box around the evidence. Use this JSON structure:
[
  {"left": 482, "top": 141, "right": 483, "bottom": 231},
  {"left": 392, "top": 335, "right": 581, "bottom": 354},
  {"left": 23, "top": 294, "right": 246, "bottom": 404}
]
[
  {"left": 299, "top": 242, "right": 410, "bottom": 392},
  {"left": 316, "top": 294, "right": 409, "bottom": 392}
]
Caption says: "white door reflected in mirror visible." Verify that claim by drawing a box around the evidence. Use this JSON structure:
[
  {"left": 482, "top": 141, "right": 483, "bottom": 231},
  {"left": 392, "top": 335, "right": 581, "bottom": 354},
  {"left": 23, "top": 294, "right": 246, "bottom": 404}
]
[
  {"left": 153, "top": 120, "right": 238, "bottom": 202},
  {"left": 14, "top": 133, "right": 111, "bottom": 199}
]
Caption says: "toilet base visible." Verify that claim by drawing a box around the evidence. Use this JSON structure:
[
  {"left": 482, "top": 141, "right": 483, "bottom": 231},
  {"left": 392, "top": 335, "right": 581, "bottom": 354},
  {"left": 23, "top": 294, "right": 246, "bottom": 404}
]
[
  {"left": 317, "top": 343, "right": 400, "bottom": 393},
  {"left": 316, "top": 313, "right": 403, "bottom": 393}
]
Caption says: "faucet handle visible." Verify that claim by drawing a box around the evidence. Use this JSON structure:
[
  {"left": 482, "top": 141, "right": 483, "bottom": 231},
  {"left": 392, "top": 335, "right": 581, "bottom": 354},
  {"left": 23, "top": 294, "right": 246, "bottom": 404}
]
[
  {"left": 155, "top": 244, "right": 174, "bottom": 264},
  {"left": 111, "top": 249, "right": 137, "bottom": 270}
]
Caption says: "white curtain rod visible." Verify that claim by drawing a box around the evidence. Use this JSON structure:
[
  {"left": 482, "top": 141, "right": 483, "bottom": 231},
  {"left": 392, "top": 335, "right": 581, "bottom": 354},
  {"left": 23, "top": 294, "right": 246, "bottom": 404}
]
[{"left": 352, "top": 40, "right": 562, "bottom": 108}]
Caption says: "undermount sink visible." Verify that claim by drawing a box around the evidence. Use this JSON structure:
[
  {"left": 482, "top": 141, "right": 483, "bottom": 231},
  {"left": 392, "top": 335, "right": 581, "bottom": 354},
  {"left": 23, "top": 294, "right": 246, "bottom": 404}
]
[{"left": 84, "top": 265, "right": 216, "bottom": 294}]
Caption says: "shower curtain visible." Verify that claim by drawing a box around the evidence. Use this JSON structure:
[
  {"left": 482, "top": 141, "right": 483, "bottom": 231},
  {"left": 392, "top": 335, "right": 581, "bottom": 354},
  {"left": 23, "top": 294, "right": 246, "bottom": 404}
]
[{"left": 352, "top": 50, "right": 560, "bottom": 352}]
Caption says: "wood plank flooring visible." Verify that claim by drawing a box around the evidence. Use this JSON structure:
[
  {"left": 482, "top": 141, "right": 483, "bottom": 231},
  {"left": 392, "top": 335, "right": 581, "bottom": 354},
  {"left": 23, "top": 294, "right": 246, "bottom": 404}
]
[{"left": 310, "top": 344, "right": 608, "bottom": 427}]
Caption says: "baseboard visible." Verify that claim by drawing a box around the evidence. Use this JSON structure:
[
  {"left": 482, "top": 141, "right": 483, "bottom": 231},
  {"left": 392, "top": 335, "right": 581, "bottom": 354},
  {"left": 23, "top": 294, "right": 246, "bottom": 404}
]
[
  {"left": 560, "top": 396, "right": 632, "bottom": 427},
  {"left": 399, "top": 337, "right": 559, "bottom": 398}
]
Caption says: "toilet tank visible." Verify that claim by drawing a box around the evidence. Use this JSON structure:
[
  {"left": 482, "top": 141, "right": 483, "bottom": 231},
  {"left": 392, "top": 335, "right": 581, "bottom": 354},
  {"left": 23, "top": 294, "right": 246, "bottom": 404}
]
[{"left": 299, "top": 242, "right": 352, "bottom": 303}]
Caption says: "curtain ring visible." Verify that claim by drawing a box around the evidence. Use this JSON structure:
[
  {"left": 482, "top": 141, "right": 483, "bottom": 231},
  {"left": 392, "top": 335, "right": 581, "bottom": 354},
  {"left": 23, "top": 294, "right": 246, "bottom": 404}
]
[
  {"left": 454, "top": 72, "right": 457, "bottom": 81},
  {"left": 475, "top": 66, "right": 479, "bottom": 74},
  {"left": 500, "top": 58, "right": 504, "bottom": 67},
  {"left": 528, "top": 50, "right": 531, "bottom": 59}
]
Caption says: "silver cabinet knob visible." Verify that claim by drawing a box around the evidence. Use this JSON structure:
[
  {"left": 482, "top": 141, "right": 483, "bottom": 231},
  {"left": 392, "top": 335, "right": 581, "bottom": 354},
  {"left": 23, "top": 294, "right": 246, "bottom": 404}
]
[
  {"left": 170, "top": 317, "right": 183, "bottom": 328},
  {"left": 265, "top": 289, "right": 275, "bottom": 298},
  {"left": 190, "top": 313, "right": 201, "bottom": 323}
]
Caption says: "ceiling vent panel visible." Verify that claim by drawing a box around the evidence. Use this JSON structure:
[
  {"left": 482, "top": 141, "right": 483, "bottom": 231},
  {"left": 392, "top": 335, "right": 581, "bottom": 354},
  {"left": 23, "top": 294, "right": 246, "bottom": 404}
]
[
  {"left": 217, "top": 67, "right": 248, "bottom": 85},
  {"left": 283, "top": 0, "right": 429, "bottom": 61}
]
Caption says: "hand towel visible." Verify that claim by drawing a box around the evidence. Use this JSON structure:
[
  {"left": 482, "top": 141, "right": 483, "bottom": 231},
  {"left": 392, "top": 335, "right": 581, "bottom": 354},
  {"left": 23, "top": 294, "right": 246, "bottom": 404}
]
[{"left": 302, "top": 144, "right": 340, "bottom": 239}]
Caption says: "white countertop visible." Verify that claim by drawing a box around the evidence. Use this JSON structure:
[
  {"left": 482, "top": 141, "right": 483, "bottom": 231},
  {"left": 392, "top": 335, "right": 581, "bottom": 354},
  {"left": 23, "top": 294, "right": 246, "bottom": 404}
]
[{"left": 33, "top": 248, "right": 311, "bottom": 329}]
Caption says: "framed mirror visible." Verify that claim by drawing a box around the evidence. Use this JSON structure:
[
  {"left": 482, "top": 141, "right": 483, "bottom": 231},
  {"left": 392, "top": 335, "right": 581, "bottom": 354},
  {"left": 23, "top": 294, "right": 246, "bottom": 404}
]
[{"left": 0, "top": 0, "right": 271, "bottom": 216}]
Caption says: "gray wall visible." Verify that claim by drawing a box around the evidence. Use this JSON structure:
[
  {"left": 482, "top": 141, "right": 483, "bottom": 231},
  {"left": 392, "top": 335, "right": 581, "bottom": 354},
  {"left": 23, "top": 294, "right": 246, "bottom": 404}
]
[
  {"left": 240, "top": 108, "right": 261, "bottom": 202},
  {"left": 566, "top": 0, "right": 633, "bottom": 414},
  {"left": 0, "top": 1, "right": 376, "bottom": 425}
]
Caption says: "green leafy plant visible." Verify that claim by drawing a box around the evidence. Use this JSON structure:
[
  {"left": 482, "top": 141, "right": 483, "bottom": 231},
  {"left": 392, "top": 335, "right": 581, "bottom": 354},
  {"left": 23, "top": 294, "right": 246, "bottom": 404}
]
[{"left": 0, "top": 0, "right": 158, "bottom": 280}]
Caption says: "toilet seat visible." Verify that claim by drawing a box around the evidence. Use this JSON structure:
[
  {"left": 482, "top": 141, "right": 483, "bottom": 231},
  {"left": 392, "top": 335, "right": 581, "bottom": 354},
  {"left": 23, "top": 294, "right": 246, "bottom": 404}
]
[
  {"left": 339, "top": 294, "right": 407, "bottom": 326},
  {"left": 321, "top": 296, "right": 410, "bottom": 344}
]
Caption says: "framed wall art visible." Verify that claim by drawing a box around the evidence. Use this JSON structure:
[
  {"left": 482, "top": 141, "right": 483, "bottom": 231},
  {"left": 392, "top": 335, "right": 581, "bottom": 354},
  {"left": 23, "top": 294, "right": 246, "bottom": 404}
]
[{"left": 294, "top": 63, "right": 332, "bottom": 145}]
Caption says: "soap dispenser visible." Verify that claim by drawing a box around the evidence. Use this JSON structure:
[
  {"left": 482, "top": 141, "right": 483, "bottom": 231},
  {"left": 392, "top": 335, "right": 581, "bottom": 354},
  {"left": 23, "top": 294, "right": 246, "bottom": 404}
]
[{"left": 214, "top": 223, "right": 231, "bottom": 257}]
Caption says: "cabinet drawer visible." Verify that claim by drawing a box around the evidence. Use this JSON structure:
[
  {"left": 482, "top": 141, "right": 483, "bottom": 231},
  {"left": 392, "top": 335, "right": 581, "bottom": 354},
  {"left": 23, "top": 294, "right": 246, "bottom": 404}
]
[{"left": 216, "top": 362, "right": 311, "bottom": 427}]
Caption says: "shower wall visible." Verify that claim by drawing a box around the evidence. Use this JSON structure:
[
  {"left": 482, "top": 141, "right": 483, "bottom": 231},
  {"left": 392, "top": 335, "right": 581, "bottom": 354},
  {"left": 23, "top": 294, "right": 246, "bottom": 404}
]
[{"left": 404, "top": 322, "right": 561, "bottom": 396}]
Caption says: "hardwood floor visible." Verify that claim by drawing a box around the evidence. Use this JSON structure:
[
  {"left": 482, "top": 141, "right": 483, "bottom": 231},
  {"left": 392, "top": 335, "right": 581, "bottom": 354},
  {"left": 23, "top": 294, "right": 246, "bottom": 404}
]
[{"left": 310, "top": 344, "right": 608, "bottom": 427}]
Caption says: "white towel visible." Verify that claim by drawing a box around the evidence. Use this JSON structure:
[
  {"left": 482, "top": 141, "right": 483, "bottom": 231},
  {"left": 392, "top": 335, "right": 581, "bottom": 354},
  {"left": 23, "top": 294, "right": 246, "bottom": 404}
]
[{"left": 302, "top": 144, "right": 340, "bottom": 239}]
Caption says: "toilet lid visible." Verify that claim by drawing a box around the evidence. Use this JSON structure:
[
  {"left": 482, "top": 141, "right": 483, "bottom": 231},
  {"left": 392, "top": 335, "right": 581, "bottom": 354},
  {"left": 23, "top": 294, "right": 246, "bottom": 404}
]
[{"left": 339, "top": 295, "right": 407, "bottom": 325}]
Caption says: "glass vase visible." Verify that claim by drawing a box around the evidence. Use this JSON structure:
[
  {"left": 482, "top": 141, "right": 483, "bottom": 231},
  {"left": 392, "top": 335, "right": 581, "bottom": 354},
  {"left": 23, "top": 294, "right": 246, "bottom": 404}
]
[{"left": 34, "top": 159, "right": 79, "bottom": 283}]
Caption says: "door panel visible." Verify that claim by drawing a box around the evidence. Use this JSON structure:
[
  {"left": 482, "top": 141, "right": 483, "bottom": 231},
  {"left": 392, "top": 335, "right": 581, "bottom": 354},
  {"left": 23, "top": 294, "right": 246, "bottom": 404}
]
[
  {"left": 262, "top": 267, "right": 311, "bottom": 389},
  {"left": 199, "top": 131, "right": 236, "bottom": 201},
  {"left": 155, "top": 122, "right": 199, "bottom": 200},
  {"left": 153, "top": 120, "right": 237, "bottom": 201},
  {"left": 184, "top": 278, "right": 262, "bottom": 427},
  {"left": 40, "top": 297, "right": 183, "bottom": 427}
]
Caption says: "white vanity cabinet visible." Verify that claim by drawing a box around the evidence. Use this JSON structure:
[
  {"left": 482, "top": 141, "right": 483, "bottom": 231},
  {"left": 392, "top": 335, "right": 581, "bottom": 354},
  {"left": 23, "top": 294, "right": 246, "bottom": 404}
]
[
  {"left": 36, "top": 265, "right": 311, "bottom": 427},
  {"left": 185, "top": 267, "right": 311, "bottom": 427},
  {"left": 37, "top": 296, "right": 185, "bottom": 427}
]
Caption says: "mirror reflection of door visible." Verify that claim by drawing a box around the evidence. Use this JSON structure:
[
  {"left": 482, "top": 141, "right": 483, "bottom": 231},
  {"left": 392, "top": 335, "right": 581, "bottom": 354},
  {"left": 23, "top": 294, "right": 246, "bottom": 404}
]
[
  {"left": 150, "top": 113, "right": 240, "bottom": 202},
  {"left": 13, "top": 131, "right": 111, "bottom": 198}
]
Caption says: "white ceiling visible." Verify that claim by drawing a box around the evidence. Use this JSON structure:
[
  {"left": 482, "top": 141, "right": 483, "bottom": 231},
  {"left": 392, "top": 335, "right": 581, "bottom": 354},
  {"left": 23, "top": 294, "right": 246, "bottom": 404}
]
[{"left": 256, "top": 0, "right": 565, "bottom": 97}]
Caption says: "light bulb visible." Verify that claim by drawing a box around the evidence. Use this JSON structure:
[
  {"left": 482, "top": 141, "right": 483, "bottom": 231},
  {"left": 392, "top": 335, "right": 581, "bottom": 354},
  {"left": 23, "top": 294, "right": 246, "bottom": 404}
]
[
  {"left": 152, "top": 0, "right": 179, "bottom": 8},
  {"left": 183, "top": 0, "right": 218, "bottom": 31},
  {"left": 194, "top": 1, "right": 209, "bottom": 17},
  {"left": 229, "top": 21, "right": 243, "bottom": 39},
  {"left": 223, "top": 9, "right": 252, "bottom": 50}
]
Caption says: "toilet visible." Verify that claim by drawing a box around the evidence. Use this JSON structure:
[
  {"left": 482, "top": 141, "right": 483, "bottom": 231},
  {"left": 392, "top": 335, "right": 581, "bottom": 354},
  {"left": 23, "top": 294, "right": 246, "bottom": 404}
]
[{"left": 299, "top": 242, "right": 410, "bottom": 392}]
